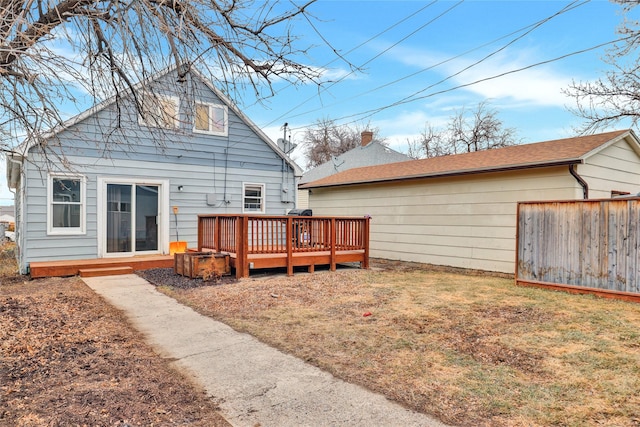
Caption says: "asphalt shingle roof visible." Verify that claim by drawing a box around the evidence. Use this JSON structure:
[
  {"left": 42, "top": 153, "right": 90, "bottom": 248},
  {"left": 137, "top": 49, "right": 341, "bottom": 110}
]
[{"left": 300, "top": 130, "right": 632, "bottom": 189}]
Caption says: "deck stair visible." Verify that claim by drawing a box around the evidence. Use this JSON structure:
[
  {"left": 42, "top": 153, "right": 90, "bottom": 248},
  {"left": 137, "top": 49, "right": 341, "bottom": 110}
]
[{"left": 29, "top": 255, "right": 174, "bottom": 278}]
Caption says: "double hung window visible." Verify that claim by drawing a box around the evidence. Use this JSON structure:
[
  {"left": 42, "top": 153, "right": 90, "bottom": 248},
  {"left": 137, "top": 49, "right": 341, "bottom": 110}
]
[
  {"left": 48, "top": 175, "right": 86, "bottom": 235},
  {"left": 243, "top": 183, "right": 265, "bottom": 213}
]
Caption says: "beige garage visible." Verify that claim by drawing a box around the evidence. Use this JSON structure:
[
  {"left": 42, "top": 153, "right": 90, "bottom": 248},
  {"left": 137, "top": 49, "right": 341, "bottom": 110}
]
[{"left": 301, "top": 130, "right": 640, "bottom": 274}]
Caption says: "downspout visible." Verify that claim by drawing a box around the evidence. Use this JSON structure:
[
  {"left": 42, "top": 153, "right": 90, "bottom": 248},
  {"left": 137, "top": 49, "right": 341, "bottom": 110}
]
[
  {"left": 6, "top": 154, "right": 21, "bottom": 193},
  {"left": 6, "top": 153, "right": 24, "bottom": 273},
  {"left": 569, "top": 163, "right": 589, "bottom": 199}
]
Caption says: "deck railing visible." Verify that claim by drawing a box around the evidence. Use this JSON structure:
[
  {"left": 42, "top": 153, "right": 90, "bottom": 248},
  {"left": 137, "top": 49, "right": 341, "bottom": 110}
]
[{"left": 197, "top": 214, "right": 370, "bottom": 277}]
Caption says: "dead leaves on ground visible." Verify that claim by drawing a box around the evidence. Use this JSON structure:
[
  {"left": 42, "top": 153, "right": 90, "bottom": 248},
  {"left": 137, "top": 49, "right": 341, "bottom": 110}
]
[{"left": 0, "top": 277, "right": 229, "bottom": 426}]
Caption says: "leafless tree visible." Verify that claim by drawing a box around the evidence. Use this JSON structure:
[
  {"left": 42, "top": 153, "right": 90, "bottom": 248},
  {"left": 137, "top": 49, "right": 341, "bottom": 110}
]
[
  {"left": 0, "top": 0, "right": 323, "bottom": 155},
  {"left": 565, "top": 0, "right": 640, "bottom": 133},
  {"left": 302, "top": 118, "right": 385, "bottom": 168},
  {"left": 406, "top": 123, "right": 446, "bottom": 159},
  {"left": 408, "top": 101, "right": 519, "bottom": 158}
]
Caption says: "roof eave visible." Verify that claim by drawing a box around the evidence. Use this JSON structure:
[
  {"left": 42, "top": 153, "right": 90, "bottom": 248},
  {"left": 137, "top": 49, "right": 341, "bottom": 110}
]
[
  {"left": 301, "top": 159, "right": 583, "bottom": 189},
  {"left": 578, "top": 129, "right": 635, "bottom": 161}
]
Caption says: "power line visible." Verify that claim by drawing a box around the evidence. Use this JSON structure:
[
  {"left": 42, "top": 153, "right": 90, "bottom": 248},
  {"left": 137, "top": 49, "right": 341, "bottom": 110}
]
[
  {"left": 346, "top": 0, "right": 589, "bottom": 116},
  {"left": 263, "top": 0, "right": 455, "bottom": 128},
  {"left": 341, "top": 36, "right": 628, "bottom": 125},
  {"left": 385, "top": 0, "right": 589, "bottom": 113},
  {"left": 284, "top": 0, "right": 590, "bottom": 131}
]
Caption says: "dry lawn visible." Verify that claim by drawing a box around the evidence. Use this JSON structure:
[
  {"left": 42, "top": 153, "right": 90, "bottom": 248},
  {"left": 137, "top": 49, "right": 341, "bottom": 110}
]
[{"left": 158, "top": 261, "right": 640, "bottom": 427}]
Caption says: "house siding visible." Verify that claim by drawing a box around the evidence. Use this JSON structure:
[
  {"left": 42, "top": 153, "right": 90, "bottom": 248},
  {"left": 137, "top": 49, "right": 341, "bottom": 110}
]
[
  {"left": 17, "top": 69, "right": 297, "bottom": 273},
  {"left": 309, "top": 167, "right": 580, "bottom": 273}
]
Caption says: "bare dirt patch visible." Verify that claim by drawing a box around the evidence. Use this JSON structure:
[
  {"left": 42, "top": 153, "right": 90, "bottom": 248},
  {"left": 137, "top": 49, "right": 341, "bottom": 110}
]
[{"left": 0, "top": 273, "right": 230, "bottom": 427}]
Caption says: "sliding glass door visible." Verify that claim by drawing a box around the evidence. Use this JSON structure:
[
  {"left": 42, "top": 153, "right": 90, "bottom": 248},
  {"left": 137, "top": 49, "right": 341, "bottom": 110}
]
[{"left": 106, "top": 183, "right": 159, "bottom": 254}]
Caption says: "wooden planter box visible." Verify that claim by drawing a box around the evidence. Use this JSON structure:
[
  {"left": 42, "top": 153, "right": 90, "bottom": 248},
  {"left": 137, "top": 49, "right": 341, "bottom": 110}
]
[{"left": 174, "top": 251, "right": 231, "bottom": 278}]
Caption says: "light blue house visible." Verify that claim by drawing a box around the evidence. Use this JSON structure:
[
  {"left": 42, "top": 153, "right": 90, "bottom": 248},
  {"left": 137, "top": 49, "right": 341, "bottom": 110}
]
[{"left": 5, "top": 65, "right": 302, "bottom": 274}]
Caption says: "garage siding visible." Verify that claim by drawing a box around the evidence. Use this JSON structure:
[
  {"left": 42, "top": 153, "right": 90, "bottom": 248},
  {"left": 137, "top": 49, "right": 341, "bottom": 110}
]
[
  {"left": 309, "top": 167, "right": 579, "bottom": 273},
  {"left": 578, "top": 138, "right": 640, "bottom": 198}
]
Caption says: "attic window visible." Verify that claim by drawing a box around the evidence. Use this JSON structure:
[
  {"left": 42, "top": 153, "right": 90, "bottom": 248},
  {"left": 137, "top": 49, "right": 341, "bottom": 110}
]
[
  {"left": 139, "top": 94, "right": 179, "bottom": 129},
  {"left": 194, "top": 102, "right": 227, "bottom": 136}
]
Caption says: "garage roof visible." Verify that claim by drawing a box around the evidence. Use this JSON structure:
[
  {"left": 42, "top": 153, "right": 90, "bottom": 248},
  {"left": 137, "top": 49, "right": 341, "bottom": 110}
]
[{"left": 300, "top": 130, "right": 637, "bottom": 189}]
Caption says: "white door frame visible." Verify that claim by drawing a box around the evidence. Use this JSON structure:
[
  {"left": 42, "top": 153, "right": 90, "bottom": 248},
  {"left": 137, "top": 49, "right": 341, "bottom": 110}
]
[{"left": 97, "top": 177, "right": 170, "bottom": 258}]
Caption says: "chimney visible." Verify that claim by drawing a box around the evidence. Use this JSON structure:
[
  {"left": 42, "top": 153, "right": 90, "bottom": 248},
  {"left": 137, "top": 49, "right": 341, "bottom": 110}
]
[{"left": 361, "top": 130, "right": 373, "bottom": 147}]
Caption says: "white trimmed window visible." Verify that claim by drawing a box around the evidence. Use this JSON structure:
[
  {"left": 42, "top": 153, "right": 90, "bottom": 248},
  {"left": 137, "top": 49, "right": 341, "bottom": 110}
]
[
  {"left": 243, "top": 183, "right": 265, "bottom": 213},
  {"left": 48, "top": 174, "right": 86, "bottom": 235},
  {"left": 139, "top": 94, "right": 179, "bottom": 129},
  {"left": 194, "top": 102, "right": 227, "bottom": 136}
]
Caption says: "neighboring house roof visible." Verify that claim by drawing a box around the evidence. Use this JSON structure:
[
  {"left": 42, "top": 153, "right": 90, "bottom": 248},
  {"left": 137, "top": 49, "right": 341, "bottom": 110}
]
[
  {"left": 0, "top": 214, "right": 14, "bottom": 223},
  {"left": 301, "top": 130, "right": 638, "bottom": 189},
  {"left": 10, "top": 64, "right": 302, "bottom": 177},
  {"left": 0, "top": 206, "right": 14, "bottom": 217},
  {"left": 299, "top": 140, "right": 411, "bottom": 185}
]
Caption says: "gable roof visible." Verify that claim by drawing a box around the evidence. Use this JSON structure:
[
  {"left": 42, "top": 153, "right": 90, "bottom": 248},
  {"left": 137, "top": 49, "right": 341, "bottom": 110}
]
[
  {"left": 300, "top": 141, "right": 411, "bottom": 184},
  {"left": 300, "top": 129, "right": 638, "bottom": 189},
  {"left": 14, "top": 64, "right": 302, "bottom": 176}
]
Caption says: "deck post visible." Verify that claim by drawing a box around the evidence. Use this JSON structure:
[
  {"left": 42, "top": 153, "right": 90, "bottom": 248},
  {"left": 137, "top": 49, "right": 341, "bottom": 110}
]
[
  {"left": 197, "top": 215, "right": 203, "bottom": 251},
  {"left": 234, "top": 216, "right": 246, "bottom": 278},
  {"left": 330, "top": 218, "right": 337, "bottom": 271},
  {"left": 286, "top": 217, "right": 293, "bottom": 276},
  {"left": 242, "top": 215, "right": 250, "bottom": 278},
  {"left": 214, "top": 216, "right": 221, "bottom": 252},
  {"left": 363, "top": 216, "right": 370, "bottom": 269}
]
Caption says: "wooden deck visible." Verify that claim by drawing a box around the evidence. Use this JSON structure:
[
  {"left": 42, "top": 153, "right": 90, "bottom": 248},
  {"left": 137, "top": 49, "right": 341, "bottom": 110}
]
[
  {"left": 28, "top": 214, "right": 370, "bottom": 279},
  {"left": 29, "top": 255, "right": 174, "bottom": 278},
  {"left": 198, "top": 214, "right": 370, "bottom": 278}
]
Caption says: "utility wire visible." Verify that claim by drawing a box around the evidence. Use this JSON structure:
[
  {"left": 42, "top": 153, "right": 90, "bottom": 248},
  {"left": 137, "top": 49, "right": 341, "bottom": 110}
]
[
  {"left": 250, "top": 1, "right": 435, "bottom": 116},
  {"left": 340, "top": 35, "right": 629, "bottom": 125},
  {"left": 388, "top": 0, "right": 589, "bottom": 112},
  {"left": 263, "top": 0, "right": 453, "bottom": 127},
  {"left": 284, "top": 0, "right": 589, "bottom": 129},
  {"left": 288, "top": 0, "right": 589, "bottom": 123}
]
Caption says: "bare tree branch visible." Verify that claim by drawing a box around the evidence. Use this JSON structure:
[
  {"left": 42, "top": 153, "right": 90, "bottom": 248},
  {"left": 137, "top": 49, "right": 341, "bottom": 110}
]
[
  {"left": 0, "top": 0, "right": 329, "bottom": 158},
  {"left": 565, "top": 0, "right": 640, "bottom": 133},
  {"left": 408, "top": 100, "right": 520, "bottom": 158},
  {"left": 302, "top": 118, "right": 385, "bottom": 169}
]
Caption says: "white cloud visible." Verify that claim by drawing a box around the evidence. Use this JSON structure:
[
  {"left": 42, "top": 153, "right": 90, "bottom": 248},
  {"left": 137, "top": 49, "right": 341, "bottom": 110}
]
[
  {"left": 388, "top": 44, "right": 578, "bottom": 108},
  {"left": 448, "top": 52, "right": 573, "bottom": 107}
]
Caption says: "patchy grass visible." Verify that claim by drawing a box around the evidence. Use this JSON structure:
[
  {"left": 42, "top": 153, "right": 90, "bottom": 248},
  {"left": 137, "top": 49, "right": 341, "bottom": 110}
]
[{"left": 160, "top": 262, "right": 640, "bottom": 427}]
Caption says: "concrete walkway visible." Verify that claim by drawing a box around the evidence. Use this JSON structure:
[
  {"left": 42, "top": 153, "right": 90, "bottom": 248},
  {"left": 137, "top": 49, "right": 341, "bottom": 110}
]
[{"left": 83, "top": 274, "right": 449, "bottom": 427}]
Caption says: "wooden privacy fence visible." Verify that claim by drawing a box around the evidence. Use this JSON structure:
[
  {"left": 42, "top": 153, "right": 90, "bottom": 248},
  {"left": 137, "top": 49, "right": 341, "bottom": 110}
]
[
  {"left": 516, "top": 198, "right": 640, "bottom": 302},
  {"left": 197, "top": 214, "right": 370, "bottom": 278}
]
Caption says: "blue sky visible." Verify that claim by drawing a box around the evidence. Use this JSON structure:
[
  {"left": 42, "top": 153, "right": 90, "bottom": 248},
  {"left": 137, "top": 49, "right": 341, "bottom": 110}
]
[
  {"left": 0, "top": 0, "right": 635, "bottom": 205},
  {"left": 250, "top": 0, "right": 634, "bottom": 165}
]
